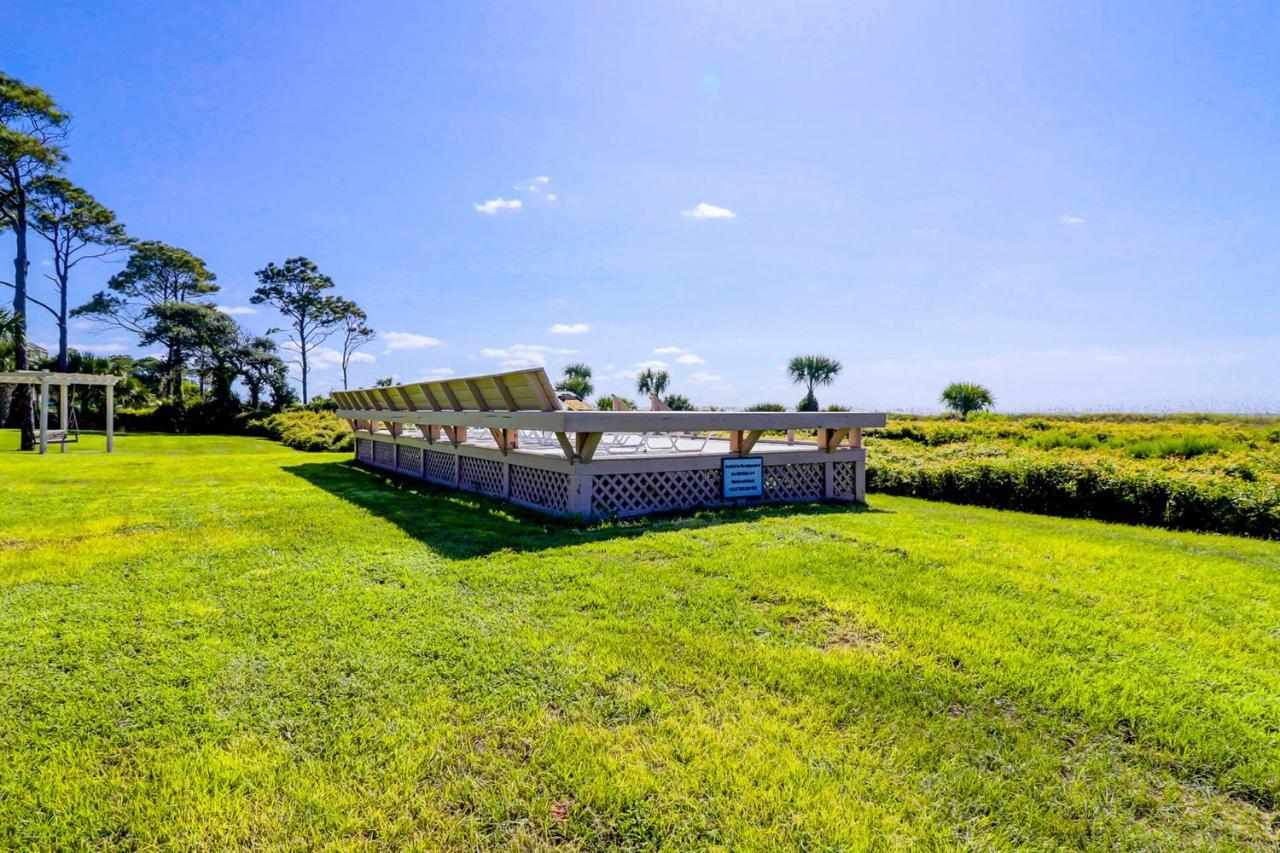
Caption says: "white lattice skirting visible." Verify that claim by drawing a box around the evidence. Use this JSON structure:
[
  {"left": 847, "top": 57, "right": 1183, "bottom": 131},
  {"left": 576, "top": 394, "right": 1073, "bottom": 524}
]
[{"left": 355, "top": 434, "right": 864, "bottom": 519}]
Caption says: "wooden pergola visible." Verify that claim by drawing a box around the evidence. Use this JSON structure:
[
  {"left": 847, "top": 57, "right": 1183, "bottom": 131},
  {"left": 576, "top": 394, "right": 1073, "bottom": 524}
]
[
  {"left": 335, "top": 369, "right": 886, "bottom": 519},
  {"left": 0, "top": 370, "right": 121, "bottom": 454}
]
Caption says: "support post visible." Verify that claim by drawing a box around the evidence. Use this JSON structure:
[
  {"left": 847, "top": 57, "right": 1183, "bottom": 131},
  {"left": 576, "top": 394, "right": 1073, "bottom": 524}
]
[
  {"left": 59, "top": 383, "right": 68, "bottom": 452},
  {"left": 106, "top": 383, "right": 114, "bottom": 453},
  {"left": 567, "top": 472, "right": 593, "bottom": 517},
  {"left": 38, "top": 378, "right": 48, "bottom": 455}
]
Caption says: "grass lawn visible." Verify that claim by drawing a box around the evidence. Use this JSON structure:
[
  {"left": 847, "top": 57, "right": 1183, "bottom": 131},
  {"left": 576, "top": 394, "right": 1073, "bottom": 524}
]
[{"left": 2, "top": 431, "right": 1278, "bottom": 848}]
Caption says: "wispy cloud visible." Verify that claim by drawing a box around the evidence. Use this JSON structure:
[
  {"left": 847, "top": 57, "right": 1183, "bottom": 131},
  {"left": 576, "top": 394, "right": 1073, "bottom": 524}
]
[
  {"left": 909, "top": 228, "right": 940, "bottom": 236},
  {"left": 549, "top": 322, "right": 589, "bottom": 334},
  {"left": 474, "top": 197, "right": 522, "bottom": 214},
  {"left": 419, "top": 367, "right": 455, "bottom": 379},
  {"left": 682, "top": 202, "right": 736, "bottom": 219},
  {"left": 653, "top": 345, "right": 705, "bottom": 365},
  {"left": 688, "top": 372, "right": 722, "bottom": 384},
  {"left": 216, "top": 305, "right": 257, "bottom": 315},
  {"left": 1058, "top": 214, "right": 1085, "bottom": 225},
  {"left": 348, "top": 352, "right": 376, "bottom": 365},
  {"left": 479, "top": 343, "right": 576, "bottom": 369},
  {"left": 635, "top": 359, "right": 668, "bottom": 371},
  {"left": 382, "top": 331, "right": 442, "bottom": 352},
  {"left": 514, "top": 175, "right": 557, "bottom": 202}
]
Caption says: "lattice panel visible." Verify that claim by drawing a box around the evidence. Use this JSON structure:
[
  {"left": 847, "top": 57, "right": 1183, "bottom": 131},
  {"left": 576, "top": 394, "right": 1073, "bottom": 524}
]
[
  {"left": 592, "top": 469, "right": 720, "bottom": 517},
  {"left": 764, "top": 463, "right": 824, "bottom": 500},
  {"left": 459, "top": 456, "right": 504, "bottom": 496},
  {"left": 355, "top": 438, "right": 373, "bottom": 463},
  {"left": 833, "top": 462, "right": 856, "bottom": 497},
  {"left": 423, "top": 449, "right": 455, "bottom": 485},
  {"left": 397, "top": 445, "right": 423, "bottom": 476},
  {"left": 373, "top": 440, "right": 396, "bottom": 468},
  {"left": 508, "top": 465, "right": 569, "bottom": 513}
]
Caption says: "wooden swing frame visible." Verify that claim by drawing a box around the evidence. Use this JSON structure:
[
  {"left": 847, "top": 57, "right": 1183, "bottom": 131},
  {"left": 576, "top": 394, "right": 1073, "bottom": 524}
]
[{"left": 0, "top": 370, "right": 122, "bottom": 454}]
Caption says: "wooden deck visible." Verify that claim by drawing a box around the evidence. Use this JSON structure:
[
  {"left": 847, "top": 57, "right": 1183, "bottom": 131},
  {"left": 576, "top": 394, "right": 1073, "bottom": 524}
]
[{"left": 337, "top": 369, "right": 886, "bottom": 519}]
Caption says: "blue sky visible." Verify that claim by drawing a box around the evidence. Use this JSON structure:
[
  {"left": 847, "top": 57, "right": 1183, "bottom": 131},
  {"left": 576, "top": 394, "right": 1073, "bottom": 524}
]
[{"left": 8, "top": 1, "right": 1279, "bottom": 411}]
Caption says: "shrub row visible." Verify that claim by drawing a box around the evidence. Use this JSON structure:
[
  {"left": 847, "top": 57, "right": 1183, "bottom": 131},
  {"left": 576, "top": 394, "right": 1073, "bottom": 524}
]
[
  {"left": 251, "top": 410, "right": 353, "bottom": 452},
  {"left": 867, "top": 455, "right": 1280, "bottom": 539}
]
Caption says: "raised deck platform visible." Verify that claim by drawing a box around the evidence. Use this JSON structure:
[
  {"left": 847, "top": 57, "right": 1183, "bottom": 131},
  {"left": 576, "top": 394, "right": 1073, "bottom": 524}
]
[{"left": 336, "top": 369, "right": 885, "bottom": 519}]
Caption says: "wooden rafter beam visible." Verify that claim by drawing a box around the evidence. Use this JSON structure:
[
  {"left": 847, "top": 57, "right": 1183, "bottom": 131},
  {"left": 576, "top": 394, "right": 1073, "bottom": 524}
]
[
  {"left": 463, "top": 378, "right": 490, "bottom": 411},
  {"left": 418, "top": 383, "right": 444, "bottom": 411},
  {"left": 440, "top": 382, "right": 463, "bottom": 411},
  {"left": 492, "top": 375, "right": 519, "bottom": 411}
]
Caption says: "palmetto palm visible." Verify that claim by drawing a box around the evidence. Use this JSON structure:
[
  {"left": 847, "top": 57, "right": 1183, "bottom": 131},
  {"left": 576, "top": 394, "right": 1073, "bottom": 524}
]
[
  {"left": 556, "top": 362, "right": 594, "bottom": 399},
  {"left": 636, "top": 367, "right": 670, "bottom": 398},
  {"left": 787, "top": 354, "right": 842, "bottom": 411},
  {"left": 940, "top": 382, "right": 994, "bottom": 419}
]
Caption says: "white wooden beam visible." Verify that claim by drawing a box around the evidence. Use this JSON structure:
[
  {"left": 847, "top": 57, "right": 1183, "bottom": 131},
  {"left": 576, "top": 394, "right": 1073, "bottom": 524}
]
[{"left": 106, "top": 383, "right": 114, "bottom": 453}]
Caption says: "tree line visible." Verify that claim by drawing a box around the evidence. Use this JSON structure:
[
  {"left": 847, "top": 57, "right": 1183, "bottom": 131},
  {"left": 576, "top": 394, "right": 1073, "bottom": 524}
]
[{"left": 1, "top": 72, "right": 376, "bottom": 448}]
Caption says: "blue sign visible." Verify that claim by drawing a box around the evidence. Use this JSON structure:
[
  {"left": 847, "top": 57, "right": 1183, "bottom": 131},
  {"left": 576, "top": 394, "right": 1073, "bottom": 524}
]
[{"left": 722, "top": 456, "right": 764, "bottom": 499}]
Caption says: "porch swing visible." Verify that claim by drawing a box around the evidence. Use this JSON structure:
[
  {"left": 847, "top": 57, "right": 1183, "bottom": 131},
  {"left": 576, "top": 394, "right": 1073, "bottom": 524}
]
[{"left": 46, "top": 396, "right": 80, "bottom": 446}]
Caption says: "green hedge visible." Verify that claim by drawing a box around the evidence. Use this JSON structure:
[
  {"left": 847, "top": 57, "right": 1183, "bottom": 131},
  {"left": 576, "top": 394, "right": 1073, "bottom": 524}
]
[
  {"left": 252, "top": 410, "right": 353, "bottom": 452},
  {"left": 868, "top": 456, "right": 1280, "bottom": 539}
]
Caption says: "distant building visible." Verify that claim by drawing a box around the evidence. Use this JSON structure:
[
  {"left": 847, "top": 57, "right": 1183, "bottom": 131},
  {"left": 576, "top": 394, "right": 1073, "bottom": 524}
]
[{"left": 24, "top": 342, "right": 49, "bottom": 364}]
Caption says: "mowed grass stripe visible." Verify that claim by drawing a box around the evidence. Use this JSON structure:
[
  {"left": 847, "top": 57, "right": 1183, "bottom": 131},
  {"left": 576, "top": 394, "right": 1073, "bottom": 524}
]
[{"left": 1, "top": 431, "right": 1277, "bottom": 847}]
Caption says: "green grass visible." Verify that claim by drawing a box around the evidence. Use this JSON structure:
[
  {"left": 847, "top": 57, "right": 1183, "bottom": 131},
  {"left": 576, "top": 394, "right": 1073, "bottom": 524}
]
[{"left": 2, "top": 431, "right": 1278, "bottom": 848}]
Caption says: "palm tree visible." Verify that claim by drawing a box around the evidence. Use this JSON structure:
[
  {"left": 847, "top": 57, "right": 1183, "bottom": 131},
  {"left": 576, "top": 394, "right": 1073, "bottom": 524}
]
[
  {"left": 787, "top": 354, "right": 842, "bottom": 411},
  {"left": 0, "top": 307, "right": 17, "bottom": 426},
  {"left": 556, "top": 362, "right": 593, "bottom": 399},
  {"left": 636, "top": 367, "right": 670, "bottom": 398},
  {"left": 940, "top": 382, "right": 994, "bottom": 419},
  {"left": 0, "top": 306, "right": 16, "bottom": 348}
]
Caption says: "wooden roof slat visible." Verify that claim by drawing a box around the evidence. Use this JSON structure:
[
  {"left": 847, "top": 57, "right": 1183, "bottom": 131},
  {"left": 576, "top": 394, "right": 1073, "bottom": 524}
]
[{"left": 345, "top": 368, "right": 565, "bottom": 414}]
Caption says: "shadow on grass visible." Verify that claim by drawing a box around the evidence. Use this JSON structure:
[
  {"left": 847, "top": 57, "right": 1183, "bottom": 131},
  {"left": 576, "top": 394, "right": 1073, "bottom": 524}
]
[{"left": 284, "top": 459, "right": 879, "bottom": 559}]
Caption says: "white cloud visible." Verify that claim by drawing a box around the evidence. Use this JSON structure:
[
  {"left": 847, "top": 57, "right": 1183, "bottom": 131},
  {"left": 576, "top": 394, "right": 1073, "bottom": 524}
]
[
  {"left": 348, "top": 352, "right": 376, "bottom": 365},
  {"left": 549, "top": 322, "right": 589, "bottom": 335},
  {"left": 382, "top": 331, "right": 443, "bottom": 352},
  {"left": 676, "top": 353, "right": 706, "bottom": 365},
  {"left": 216, "top": 305, "right": 257, "bottom": 316},
  {"left": 682, "top": 202, "right": 736, "bottom": 219},
  {"left": 299, "top": 346, "right": 343, "bottom": 370},
  {"left": 419, "top": 367, "right": 455, "bottom": 379},
  {"left": 688, "top": 372, "right": 722, "bottom": 384},
  {"left": 474, "top": 197, "right": 523, "bottom": 214},
  {"left": 1058, "top": 214, "right": 1086, "bottom": 225},
  {"left": 909, "top": 228, "right": 940, "bottom": 236},
  {"left": 635, "top": 359, "right": 668, "bottom": 371},
  {"left": 654, "top": 346, "right": 686, "bottom": 355},
  {"left": 479, "top": 343, "right": 576, "bottom": 369}
]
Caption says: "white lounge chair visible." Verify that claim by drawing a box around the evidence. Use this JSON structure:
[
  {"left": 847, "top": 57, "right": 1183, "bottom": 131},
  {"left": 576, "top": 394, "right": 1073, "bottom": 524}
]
[{"left": 648, "top": 395, "right": 708, "bottom": 452}]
